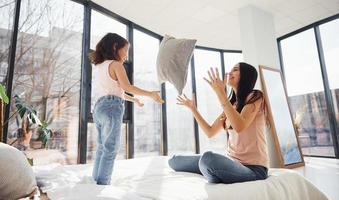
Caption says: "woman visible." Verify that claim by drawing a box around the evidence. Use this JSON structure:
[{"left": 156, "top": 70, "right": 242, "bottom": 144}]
[
  {"left": 169, "top": 62, "right": 268, "bottom": 184},
  {"left": 90, "top": 33, "right": 164, "bottom": 185}
]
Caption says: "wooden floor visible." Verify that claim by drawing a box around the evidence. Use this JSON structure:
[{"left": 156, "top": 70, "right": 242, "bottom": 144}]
[{"left": 292, "top": 157, "right": 339, "bottom": 200}]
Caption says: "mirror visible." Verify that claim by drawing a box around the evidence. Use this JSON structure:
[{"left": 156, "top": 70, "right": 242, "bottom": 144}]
[{"left": 259, "top": 66, "right": 304, "bottom": 168}]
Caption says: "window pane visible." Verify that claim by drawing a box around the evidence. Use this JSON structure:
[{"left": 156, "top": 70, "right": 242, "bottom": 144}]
[
  {"left": 133, "top": 29, "right": 161, "bottom": 157},
  {"left": 7, "top": 0, "right": 84, "bottom": 165},
  {"left": 88, "top": 10, "right": 128, "bottom": 161},
  {"left": 320, "top": 18, "right": 339, "bottom": 155},
  {"left": 223, "top": 52, "right": 243, "bottom": 73},
  {"left": 166, "top": 63, "right": 195, "bottom": 155},
  {"left": 90, "top": 10, "right": 127, "bottom": 50},
  {"left": 87, "top": 123, "right": 127, "bottom": 162},
  {"left": 194, "top": 49, "right": 227, "bottom": 154},
  {"left": 280, "top": 29, "right": 335, "bottom": 157},
  {"left": 0, "top": 0, "right": 15, "bottom": 84}
]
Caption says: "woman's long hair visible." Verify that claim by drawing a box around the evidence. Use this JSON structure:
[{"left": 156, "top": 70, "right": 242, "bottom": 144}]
[
  {"left": 229, "top": 62, "right": 263, "bottom": 113},
  {"left": 89, "top": 33, "right": 128, "bottom": 65}
]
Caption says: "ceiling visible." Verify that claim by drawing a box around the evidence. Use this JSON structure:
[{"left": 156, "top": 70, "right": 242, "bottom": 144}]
[{"left": 92, "top": 0, "right": 339, "bottom": 50}]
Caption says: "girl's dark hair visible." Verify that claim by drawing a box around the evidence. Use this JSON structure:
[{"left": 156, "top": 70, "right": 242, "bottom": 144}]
[
  {"left": 229, "top": 62, "right": 263, "bottom": 113},
  {"left": 89, "top": 33, "right": 128, "bottom": 65}
]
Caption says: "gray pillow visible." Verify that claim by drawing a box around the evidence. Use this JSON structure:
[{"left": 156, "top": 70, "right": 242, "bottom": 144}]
[
  {"left": 0, "top": 142, "right": 37, "bottom": 199},
  {"left": 156, "top": 35, "right": 197, "bottom": 94}
]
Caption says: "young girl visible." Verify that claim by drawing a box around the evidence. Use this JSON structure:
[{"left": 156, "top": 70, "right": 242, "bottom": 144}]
[
  {"left": 170, "top": 62, "right": 268, "bottom": 184},
  {"left": 90, "top": 33, "right": 164, "bottom": 185}
]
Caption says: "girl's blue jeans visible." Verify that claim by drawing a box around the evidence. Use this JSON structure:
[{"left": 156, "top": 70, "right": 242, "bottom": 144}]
[{"left": 92, "top": 95, "right": 124, "bottom": 185}]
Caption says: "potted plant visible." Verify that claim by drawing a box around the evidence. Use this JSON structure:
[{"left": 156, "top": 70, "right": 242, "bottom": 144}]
[
  {"left": 10, "top": 95, "right": 52, "bottom": 148},
  {"left": 0, "top": 87, "right": 52, "bottom": 166},
  {"left": 0, "top": 91, "right": 52, "bottom": 150}
]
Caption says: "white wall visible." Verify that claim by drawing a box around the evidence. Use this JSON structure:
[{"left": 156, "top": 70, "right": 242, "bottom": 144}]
[{"left": 238, "top": 5, "right": 281, "bottom": 70}]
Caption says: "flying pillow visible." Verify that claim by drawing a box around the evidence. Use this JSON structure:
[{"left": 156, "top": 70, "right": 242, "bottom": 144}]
[{"left": 156, "top": 35, "right": 197, "bottom": 94}]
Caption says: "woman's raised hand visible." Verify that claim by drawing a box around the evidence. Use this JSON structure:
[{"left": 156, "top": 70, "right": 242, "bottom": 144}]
[
  {"left": 223, "top": 73, "right": 229, "bottom": 95},
  {"left": 204, "top": 67, "right": 227, "bottom": 95},
  {"left": 176, "top": 94, "right": 196, "bottom": 110}
]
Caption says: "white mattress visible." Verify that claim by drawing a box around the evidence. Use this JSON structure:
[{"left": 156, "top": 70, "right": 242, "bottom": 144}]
[{"left": 33, "top": 156, "right": 328, "bottom": 200}]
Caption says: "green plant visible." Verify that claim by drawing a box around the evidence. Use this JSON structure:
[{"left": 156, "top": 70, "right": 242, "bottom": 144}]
[
  {"left": 0, "top": 84, "right": 9, "bottom": 104},
  {"left": 0, "top": 83, "right": 9, "bottom": 142},
  {"left": 38, "top": 121, "right": 52, "bottom": 147},
  {"left": 1, "top": 94, "right": 52, "bottom": 148},
  {"left": 12, "top": 95, "right": 42, "bottom": 126},
  {"left": 27, "top": 157, "right": 34, "bottom": 166}
]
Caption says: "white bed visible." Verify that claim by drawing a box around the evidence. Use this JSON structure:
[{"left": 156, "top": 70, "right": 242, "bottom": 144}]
[{"left": 33, "top": 156, "right": 328, "bottom": 200}]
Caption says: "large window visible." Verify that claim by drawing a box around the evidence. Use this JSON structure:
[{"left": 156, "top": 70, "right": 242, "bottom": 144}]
[
  {"left": 0, "top": 0, "right": 15, "bottom": 84},
  {"left": 87, "top": 10, "right": 128, "bottom": 162},
  {"left": 133, "top": 29, "right": 161, "bottom": 157},
  {"left": 2, "top": 0, "right": 262, "bottom": 164},
  {"left": 166, "top": 64, "right": 195, "bottom": 155},
  {"left": 7, "top": 0, "right": 84, "bottom": 165},
  {"left": 194, "top": 49, "right": 227, "bottom": 154},
  {"left": 90, "top": 10, "right": 127, "bottom": 51},
  {"left": 223, "top": 52, "right": 243, "bottom": 72},
  {"left": 280, "top": 29, "right": 335, "bottom": 157},
  {"left": 320, "top": 18, "right": 339, "bottom": 150}
]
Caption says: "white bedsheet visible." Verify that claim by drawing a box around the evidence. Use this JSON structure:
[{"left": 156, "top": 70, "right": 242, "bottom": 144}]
[{"left": 33, "top": 156, "right": 328, "bottom": 200}]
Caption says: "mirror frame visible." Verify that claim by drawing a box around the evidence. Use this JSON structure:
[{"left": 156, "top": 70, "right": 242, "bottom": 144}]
[{"left": 259, "top": 65, "right": 305, "bottom": 168}]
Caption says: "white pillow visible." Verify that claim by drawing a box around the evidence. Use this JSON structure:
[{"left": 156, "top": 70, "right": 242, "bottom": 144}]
[
  {"left": 156, "top": 35, "right": 197, "bottom": 94},
  {"left": 0, "top": 142, "right": 37, "bottom": 199}
]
